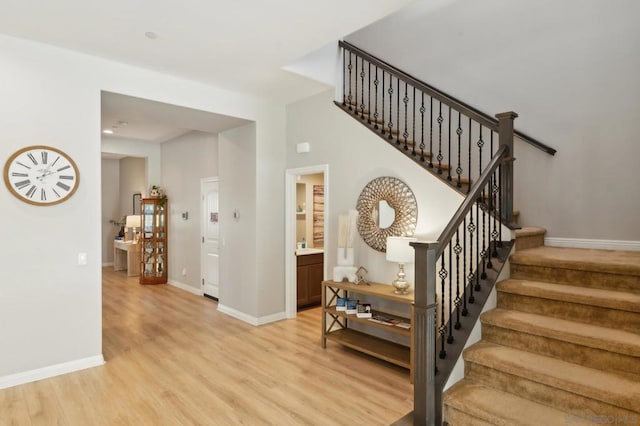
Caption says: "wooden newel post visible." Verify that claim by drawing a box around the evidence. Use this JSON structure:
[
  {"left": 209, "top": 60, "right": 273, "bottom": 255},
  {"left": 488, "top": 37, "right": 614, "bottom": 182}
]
[
  {"left": 496, "top": 111, "right": 518, "bottom": 226},
  {"left": 411, "top": 242, "right": 438, "bottom": 426}
]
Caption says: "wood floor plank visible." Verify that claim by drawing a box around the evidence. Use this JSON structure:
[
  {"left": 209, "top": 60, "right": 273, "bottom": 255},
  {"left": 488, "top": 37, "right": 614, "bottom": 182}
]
[{"left": 0, "top": 267, "right": 413, "bottom": 425}]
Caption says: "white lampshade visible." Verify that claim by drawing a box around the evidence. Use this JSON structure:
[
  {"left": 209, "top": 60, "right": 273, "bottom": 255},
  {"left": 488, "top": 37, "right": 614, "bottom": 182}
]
[
  {"left": 386, "top": 236, "right": 417, "bottom": 264},
  {"left": 125, "top": 215, "right": 141, "bottom": 229}
]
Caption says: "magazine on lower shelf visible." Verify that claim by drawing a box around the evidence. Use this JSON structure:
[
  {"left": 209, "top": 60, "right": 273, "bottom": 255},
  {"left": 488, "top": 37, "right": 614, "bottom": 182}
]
[{"left": 369, "top": 313, "right": 410, "bottom": 329}]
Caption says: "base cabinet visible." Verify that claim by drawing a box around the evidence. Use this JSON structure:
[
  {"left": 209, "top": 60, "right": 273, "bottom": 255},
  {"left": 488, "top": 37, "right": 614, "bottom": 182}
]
[
  {"left": 297, "top": 253, "right": 323, "bottom": 308},
  {"left": 321, "top": 280, "right": 414, "bottom": 382}
]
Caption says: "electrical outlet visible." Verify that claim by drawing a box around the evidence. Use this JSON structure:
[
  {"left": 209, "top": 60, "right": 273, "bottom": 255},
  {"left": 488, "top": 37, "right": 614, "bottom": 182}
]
[
  {"left": 78, "top": 252, "right": 87, "bottom": 266},
  {"left": 182, "top": 267, "right": 187, "bottom": 276}
]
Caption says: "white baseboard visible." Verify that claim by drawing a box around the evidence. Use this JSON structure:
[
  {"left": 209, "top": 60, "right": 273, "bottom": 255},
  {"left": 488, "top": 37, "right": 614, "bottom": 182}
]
[
  {"left": 102, "top": 262, "right": 114, "bottom": 267},
  {"left": 168, "top": 279, "right": 204, "bottom": 296},
  {"left": 545, "top": 237, "right": 640, "bottom": 251},
  {"left": 217, "top": 304, "right": 287, "bottom": 326},
  {"left": 0, "top": 355, "right": 105, "bottom": 390}
]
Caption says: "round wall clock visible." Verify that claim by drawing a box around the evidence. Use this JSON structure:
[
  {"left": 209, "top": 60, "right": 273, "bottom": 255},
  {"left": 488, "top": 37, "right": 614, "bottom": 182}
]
[{"left": 3, "top": 145, "right": 80, "bottom": 206}]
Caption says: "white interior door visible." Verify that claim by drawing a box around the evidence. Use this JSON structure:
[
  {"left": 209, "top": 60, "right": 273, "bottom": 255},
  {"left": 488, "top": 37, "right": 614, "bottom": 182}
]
[{"left": 201, "top": 178, "right": 219, "bottom": 299}]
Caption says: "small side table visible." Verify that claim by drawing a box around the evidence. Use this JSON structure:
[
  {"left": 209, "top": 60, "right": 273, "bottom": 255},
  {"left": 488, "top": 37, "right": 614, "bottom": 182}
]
[{"left": 114, "top": 240, "right": 140, "bottom": 277}]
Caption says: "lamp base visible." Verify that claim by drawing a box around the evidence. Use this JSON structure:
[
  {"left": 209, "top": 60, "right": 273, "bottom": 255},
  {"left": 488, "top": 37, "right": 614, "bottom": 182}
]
[
  {"left": 391, "top": 263, "right": 411, "bottom": 295},
  {"left": 392, "top": 278, "right": 410, "bottom": 295}
]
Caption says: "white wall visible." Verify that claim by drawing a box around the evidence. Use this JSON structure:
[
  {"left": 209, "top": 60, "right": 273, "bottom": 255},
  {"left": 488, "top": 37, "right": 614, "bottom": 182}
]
[
  {"left": 0, "top": 33, "right": 285, "bottom": 383},
  {"left": 286, "top": 89, "right": 463, "bottom": 286},
  {"left": 218, "top": 124, "right": 258, "bottom": 318},
  {"left": 101, "top": 137, "right": 161, "bottom": 190},
  {"left": 161, "top": 131, "right": 219, "bottom": 291},
  {"left": 101, "top": 159, "right": 120, "bottom": 264},
  {"left": 119, "top": 157, "right": 146, "bottom": 219},
  {"left": 346, "top": 0, "right": 640, "bottom": 241}
]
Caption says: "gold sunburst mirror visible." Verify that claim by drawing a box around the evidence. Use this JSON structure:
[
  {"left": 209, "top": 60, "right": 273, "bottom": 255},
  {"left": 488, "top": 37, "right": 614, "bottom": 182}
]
[{"left": 356, "top": 176, "right": 418, "bottom": 252}]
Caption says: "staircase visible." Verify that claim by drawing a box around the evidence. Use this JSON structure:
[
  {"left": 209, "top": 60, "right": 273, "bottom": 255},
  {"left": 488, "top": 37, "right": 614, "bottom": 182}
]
[{"left": 443, "top": 231, "right": 640, "bottom": 425}]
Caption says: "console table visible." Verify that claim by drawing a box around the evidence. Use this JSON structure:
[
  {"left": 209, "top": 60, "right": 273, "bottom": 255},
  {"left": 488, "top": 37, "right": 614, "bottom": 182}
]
[
  {"left": 114, "top": 240, "right": 140, "bottom": 277},
  {"left": 321, "top": 280, "right": 414, "bottom": 382}
]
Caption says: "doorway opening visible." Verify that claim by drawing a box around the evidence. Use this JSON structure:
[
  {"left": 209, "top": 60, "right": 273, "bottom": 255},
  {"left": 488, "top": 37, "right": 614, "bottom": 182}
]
[{"left": 285, "top": 165, "right": 329, "bottom": 319}]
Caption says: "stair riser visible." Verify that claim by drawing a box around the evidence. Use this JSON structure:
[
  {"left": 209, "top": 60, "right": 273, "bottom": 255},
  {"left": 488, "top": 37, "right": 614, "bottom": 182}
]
[
  {"left": 497, "top": 292, "right": 640, "bottom": 334},
  {"left": 515, "top": 234, "right": 545, "bottom": 250},
  {"left": 464, "top": 362, "right": 639, "bottom": 418},
  {"left": 511, "top": 264, "right": 640, "bottom": 294},
  {"left": 482, "top": 324, "right": 640, "bottom": 380},
  {"left": 443, "top": 406, "right": 494, "bottom": 426}
]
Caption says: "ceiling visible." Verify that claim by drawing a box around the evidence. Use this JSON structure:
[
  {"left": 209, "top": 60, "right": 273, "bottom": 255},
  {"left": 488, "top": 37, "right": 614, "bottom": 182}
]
[
  {"left": 0, "top": 0, "right": 412, "bottom": 151},
  {"left": 0, "top": 0, "right": 412, "bottom": 101},
  {"left": 101, "top": 91, "right": 251, "bottom": 144}
]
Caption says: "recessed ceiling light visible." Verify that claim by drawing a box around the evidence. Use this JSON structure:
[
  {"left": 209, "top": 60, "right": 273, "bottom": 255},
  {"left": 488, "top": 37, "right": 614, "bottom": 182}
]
[
  {"left": 118, "top": 120, "right": 128, "bottom": 126},
  {"left": 145, "top": 32, "right": 158, "bottom": 40},
  {"left": 103, "top": 129, "right": 114, "bottom": 134}
]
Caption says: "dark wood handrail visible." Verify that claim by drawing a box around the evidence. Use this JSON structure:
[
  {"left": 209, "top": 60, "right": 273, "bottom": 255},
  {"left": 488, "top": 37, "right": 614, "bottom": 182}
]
[
  {"left": 340, "top": 40, "right": 556, "bottom": 156},
  {"left": 435, "top": 145, "right": 508, "bottom": 259}
]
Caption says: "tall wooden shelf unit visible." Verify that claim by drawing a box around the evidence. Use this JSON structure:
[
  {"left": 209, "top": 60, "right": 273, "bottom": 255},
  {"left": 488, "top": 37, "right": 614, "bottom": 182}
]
[
  {"left": 321, "top": 280, "right": 414, "bottom": 381},
  {"left": 139, "top": 197, "right": 167, "bottom": 285}
]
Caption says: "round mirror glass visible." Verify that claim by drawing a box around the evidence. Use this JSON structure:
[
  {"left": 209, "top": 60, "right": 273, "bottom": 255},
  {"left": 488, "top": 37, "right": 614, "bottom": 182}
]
[{"left": 375, "top": 199, "right": 395, "bottom": 229}]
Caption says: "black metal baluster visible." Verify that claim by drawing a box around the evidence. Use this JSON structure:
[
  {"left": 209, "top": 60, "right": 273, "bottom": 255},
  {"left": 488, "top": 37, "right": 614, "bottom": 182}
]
[
  {"left": 498, "top": 163, "right": 503, "bottom": 246},
  {"left": 478, "top": 125, "right": 487, "bottom": 281},
  {"left": 381, "top": 70, "right": 385, "bottom": 135},
  {"left": 429, "top": 97, "right": 434, "bottom": 168},
  {"left": 475, "top": 196, "right": 481, "bottom": 291},
  {"left": 347, "top": 51, "right": 352, "bottom": 110},
  {"left": 354, "top": 56, "right": 359, "bottom": 116},
  {"left": 454, "top": 231, "right": 462, "bottom": 329},
  {"left": 342, "top": 48, "right": 346, "bottom": 106},
  {"left": 412, "top": 87, "right": 417, "bottom": 157},
  {"left": 396, "top": 77, "right": 400, "bottom": 144},
  {"left": 467, "top": 118, "right": 472, "bottom": 194},
  {"left": 481, "top": 192, "right": 489, "bottom": 278},
  {"left": 438, "top": 255, "right": 448, "bottom": 359},
  {"left": 456, "top": 112, "right": 463, "bottom": 188},
  {"left": 434, "top": 305, "right": 439, "bottom": 375},
  {"left": 467, "top": 208, "right": 476, "bottom": 304},
  {"left": 387, "top": 74, "right": 393, "bottom": 139},
  {"left": 373, "top": 67, "right": 379, "bottom": 129},
  {"left": 367, "top": 62, "right": 371, "bottom": 124},
  {"left": 447, "top": 243, "right": 454, "bottom": 344},
  {"left": 462, "top": 219, "right": 468, "bottom": 316},
  {"left": 420, "top": 92, "right": 426, "bottom": 162},
  {"left": 478, "top": 124, "right": 484, "bottom": 180},
  {"left": 403, "top": 82, "right": 409, "bottom": 150},
  {"left": 447, "top": 106, "right": 452, "bottom": 181},
  {"left": 437, "top": 102, "right": 443, "bottom": 174},
  {"left": 490, "top": 131, "right": 499, "bottom": 258},
  {"left": 360, "top": 60, "right": 365, "bottom": 120}
]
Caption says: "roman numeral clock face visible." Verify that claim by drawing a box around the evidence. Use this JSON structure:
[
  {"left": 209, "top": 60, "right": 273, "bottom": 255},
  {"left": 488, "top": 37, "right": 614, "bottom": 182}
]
[{"left": 3, "top": 145, "right": 80, "bottom": 206}]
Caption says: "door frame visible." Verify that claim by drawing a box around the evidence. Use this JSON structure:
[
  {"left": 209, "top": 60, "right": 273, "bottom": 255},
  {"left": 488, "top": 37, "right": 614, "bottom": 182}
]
[
  {"left": 201, "top": 176, "right": 219, "bottom": 298},
  {"left": 285, "top": 165, "right": 329, "bottom": 319}
]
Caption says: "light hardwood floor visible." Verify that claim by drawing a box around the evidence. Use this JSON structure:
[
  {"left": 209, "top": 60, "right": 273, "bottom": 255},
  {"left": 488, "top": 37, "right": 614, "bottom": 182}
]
[{"left": 0, "top": 268, "right": 413, "bottom": 425}]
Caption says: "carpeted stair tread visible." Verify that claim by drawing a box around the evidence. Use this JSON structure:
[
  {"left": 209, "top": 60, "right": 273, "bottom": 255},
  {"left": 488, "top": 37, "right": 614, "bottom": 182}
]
[
  {"left": 444, "top": 379, "right": 571, "bottom": 426},
  {"left": 497, "top": 279, "right": 640, "bottom": 313},
  {"left": 510, "top": 246, "right": 640, "bottom": 277},
  {"left": 464, "top": 341, "right": 640, "bottom": 413},
  {"left": 481, "top": 308, "right": 640, "bottom": 356}
]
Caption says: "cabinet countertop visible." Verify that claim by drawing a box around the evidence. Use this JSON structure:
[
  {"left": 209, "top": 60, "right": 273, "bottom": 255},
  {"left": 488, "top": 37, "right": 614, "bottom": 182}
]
[{"left": 295, "top": 248, "right": 324, "bottom": 256}]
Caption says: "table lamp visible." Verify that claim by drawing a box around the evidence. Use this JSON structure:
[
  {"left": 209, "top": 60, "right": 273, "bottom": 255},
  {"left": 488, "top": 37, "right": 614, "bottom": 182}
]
[
  {"left": 125, "top": 215, "right": 141, "bottom": 242},
  {"left": 386, "top": 236, "right": 417, "bottom": 294}
]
